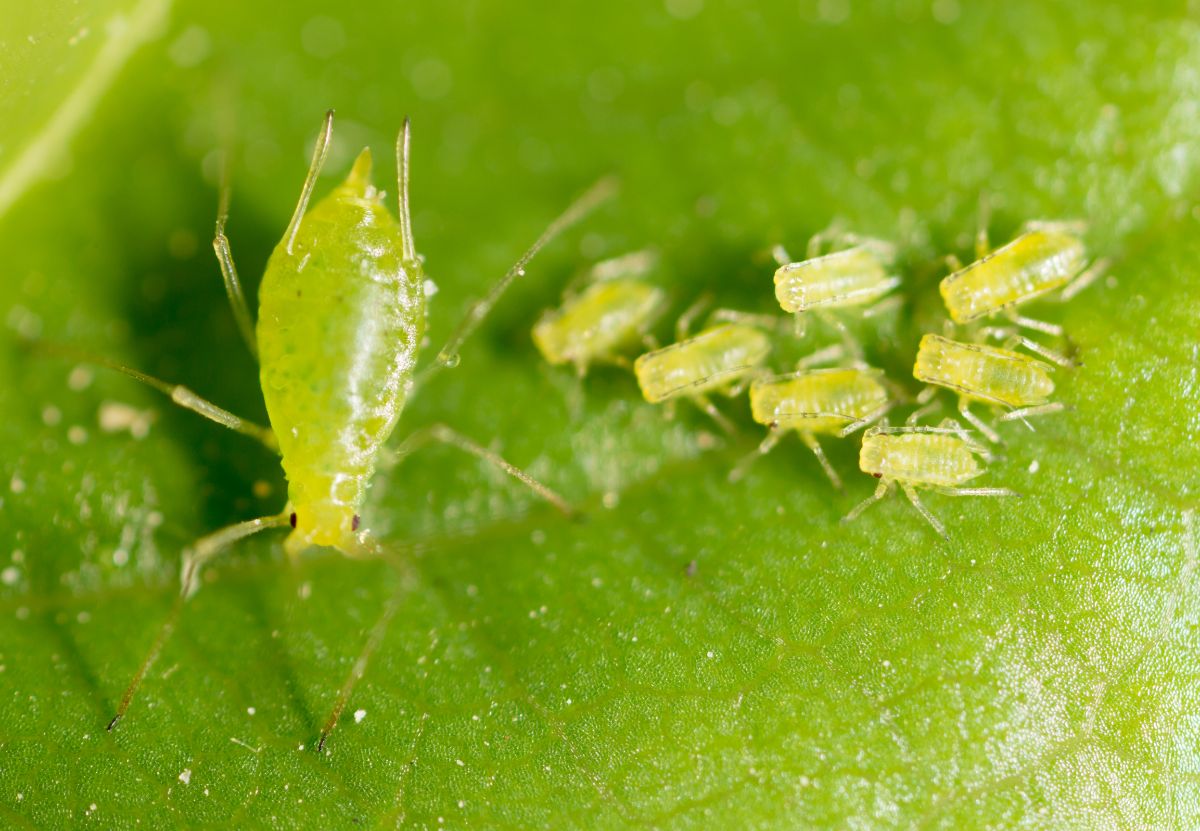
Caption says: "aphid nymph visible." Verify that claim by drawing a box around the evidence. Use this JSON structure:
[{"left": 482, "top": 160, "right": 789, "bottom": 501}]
[
  {"left": 732, "top": 366, "right": 891, "bottom": 488},
  {"left": 633, "top": 320, "right": 771, "bottom": 434},
  {"left": 771, "top": 230, "right": 900, "bottom": 357},
  {"left": 52, "top": 112, "right": 614, "bottom": 748},
  {"left": 843, "top": 422, "right": 1018, "bottom": 538},
  {"left": 912, "top": 333, "right": 1061, "bottom": 443},
  {"left": 532, "top": 250, "right": 667, "bottom": 376},
  {"left": 939, "top": 220, "right": 1107, "bottom": 366}
]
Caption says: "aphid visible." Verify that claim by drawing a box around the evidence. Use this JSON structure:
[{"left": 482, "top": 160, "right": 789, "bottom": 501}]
[
  {"left": 532, "top": 250, "right": 667, "bottom": 376},
  {"left": 50, "top": 112, "right": 614, "bottom": 748},
  {"left": 633, "top": 321, "right": 771, "bottom": 434},
  {"left": 731, "top": 366, "right": 891, "bottom": 488},
  {"left": 843, "top": 423, "right": 1018, "bottom": 538},
  {"left": 771, "top": 232, "right": 900, "bottom": 356},
  {"left": 939, "top": 221, "right": 1107, "bottom": 366},
  {"left": 912, "top": 333, "right": 1062, "bottom": 443}
]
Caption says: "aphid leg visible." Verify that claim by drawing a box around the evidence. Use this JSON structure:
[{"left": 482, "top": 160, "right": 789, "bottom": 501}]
[
  {"left": 388, "top": 424, "right": 574, "bottom": 516},
  {"left": 1021, "top": 219, "right": 1088, "bottom": 236},
  {"left": 958, "top": 401, "right": 1002, "bottom": 444},
  {"left": 935, "top": 486, "right": 1020, "bottom": 498},
  {"left": 212, "top": 153, "right": 258, "bottom": 360},
  {"left": 728, "top": 428, "right": 782, "bottom": 482},
  {"left": 1004, "top": 307, "right": 1063, "bottom": 337},
  {"left": 771, "top": 244, "right": 793, "bottom": 266},
  {"left": 690, "top": 394, "right": 736, "bottom": 435},
  {"left": 1059, "top": 257, "right": 1110, "bottom": 302},
  {"left": 685, "top": 392, "right": 733, "bottom": 430},
  {"left": 842, "top": 479, "right": 891, "bottom": 524},
  {"left": 998, "top": 402, "right": 1066, "bottom": 424},
  {"left": 816, "top": 309, "right": 865, "bottom": 366},
  {"left": 805, "top": 221, "right": 845, "bottom": 258},
  {"left": 792, "top": 312, "right": 809, "bottom": 339},
  {"left": 708, "top": 308, "right": 788, "bottom": 333},
  {"left": 107, "top": 512, "right": 291, "bottom": 731},
  {"left": 974, "top": 192, "right": 993, "bottom": 259},
  {"left": 317, "top": 575, "right": 406, "bottom": 752},
  {"left": 801, "top": 432, "right": 843, "bottom": 490},
  {"left": 675, "top": 292, "right": 713, "bottom": 341},
  {"left": 796, "top": 344, "right": 846, "bottom": 370},
  {"left": 906, "top": 395, "right": 942, "bottom": 426},
  {"left": 283, "top": 110, "right": 335, "bottom": 255},
  {"left": 1000, "top": 333, "right": 1075, "bottom": 368},
  {"left": 900, "top": 482, "right": 947, "bottom": 539},
  {"left": 861, "top": 294, "right": 903, "bottom": 320},
  {"left": 588, "top": 249, "right": 658, "bottom": 284},
  {"left": 422, "top": 176, "right": 619, "bottom": 381},
  {"left": 29, "top": 341, "right": 278, "bottom": 450},
  {"left": 944, "top": 254, "right": 964, "bottom": 274}
]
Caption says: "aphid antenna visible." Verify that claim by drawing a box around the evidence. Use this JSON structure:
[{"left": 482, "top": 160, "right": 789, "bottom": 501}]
[
  {"left": 284, "top": 110, "right": 335, "bottom": 255},
  {"left": 418, "top": 174, "right": 619, "bottom": 387},
  {"left": 661, "top": 363, "right": 764, "bottom": 399}
]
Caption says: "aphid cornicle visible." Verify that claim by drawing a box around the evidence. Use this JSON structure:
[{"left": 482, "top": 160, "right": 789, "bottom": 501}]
[
  {"left": 69, "top": 111, "right": 614, "bottom": 748},
  {"left": 843, "top": 423, "right": 1018, "bottom": 538},
  {"left": 939, "top": 221, "right": 1107, "bottom": 366},
  {"left": 912, "top": 333, "right": 1061, "bottom": 443},
  {"left": 731, "top": 366, "right": 891, "bottom": 488},
  {"left": 633, "top": 322, "right": 772, "bottom": 433},
  {"left": 532, "top": 250, "right": 667, "bottom": 376}
]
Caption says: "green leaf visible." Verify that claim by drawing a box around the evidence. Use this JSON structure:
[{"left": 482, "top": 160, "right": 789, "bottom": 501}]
[{"left": 2, "top": 1, "right": 1198, "bottom": 828}]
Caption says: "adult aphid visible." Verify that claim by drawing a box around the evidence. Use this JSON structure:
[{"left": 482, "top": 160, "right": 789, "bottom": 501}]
[
  {"left": 633, "top": 298, "right": 772, "bottom": 434},
  {"left": 843, "top": 422, "right": 1018, "bottom": 538},
  {"left": 731, "top": 366, "right": 892, "bottom": 489},
  {"left": 939, "top": 220, "right": 1107, "bottom": 366},
  {"left": 52, "top": 112, "right": 614, "bottom": 748},
  {"left": 912, "top": 333, "right": 1061, "bottom": 443},
  {"left": 532, "top": 250, "right": 667, "bottom": 376}
]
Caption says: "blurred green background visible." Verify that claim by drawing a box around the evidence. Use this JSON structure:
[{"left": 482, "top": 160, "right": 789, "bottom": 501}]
[{"left": 1, "top": 0, "right": 1198, "bottom": 828}]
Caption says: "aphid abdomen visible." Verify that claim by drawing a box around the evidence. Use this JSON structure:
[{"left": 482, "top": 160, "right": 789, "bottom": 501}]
[
  {"left": 634, "top": 324, "right": 771, "bottom": 403},
  {"left": 774, "top": 247, "right": 895, "bottom": 312},
  {"left": 750, "top": 369, "right": 887, "bottom": 434},
  {"left": 533, "top": 279, "right": 665, "bottom": 369},
  {"left": 258, "top": 150, "right": 425, "bottom": 550},
  {"left": 859, "top": 431, "right": 981, "bottom": 487},
  {"left": 940, "top": 229, "right": 1086, "bottom": 323},
  {"left": 914, "top": 335, "right": 1055, "bottom": 408}
]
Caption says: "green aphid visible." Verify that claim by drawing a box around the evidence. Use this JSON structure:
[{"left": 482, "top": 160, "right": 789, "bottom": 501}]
[{"left": 67, "top": 111, "right": 614, "bottom": 747}]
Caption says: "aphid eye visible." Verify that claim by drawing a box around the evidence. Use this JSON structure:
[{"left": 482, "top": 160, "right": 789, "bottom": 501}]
[
  {"left": 352, "top": 514, "right": 361, "bottom": 531},
  {"left": 289, "top": 512, "right": 298, "bottom": 528},
  {"left": 872, "top": 473, "right": 883, "bottom": 479}
]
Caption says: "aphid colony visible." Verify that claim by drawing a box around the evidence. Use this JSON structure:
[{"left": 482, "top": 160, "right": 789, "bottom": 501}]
[{"left": 533, "top": 222, "right": 1103, "bottom": 539}]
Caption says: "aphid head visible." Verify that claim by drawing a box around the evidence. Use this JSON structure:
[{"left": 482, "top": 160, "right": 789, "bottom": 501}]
[{"left": 284, "top": 503, "right": 364, "bottom": 557}]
